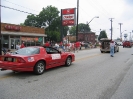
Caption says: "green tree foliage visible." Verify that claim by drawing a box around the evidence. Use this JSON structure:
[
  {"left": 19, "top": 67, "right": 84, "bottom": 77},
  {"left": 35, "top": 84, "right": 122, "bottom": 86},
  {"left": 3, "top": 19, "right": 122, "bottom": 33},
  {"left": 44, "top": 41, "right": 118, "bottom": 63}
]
[
  {"left": 78, "top": 23, "right": 91, "bottom": 32},
  {"left": 98, "top": 30, "right": 108, "bottom": 41},
  {"left": 63, "top": 26, "right": 69, "bottom": 37},
  {"left": 69, "top": 26, "right": 76, "bottom": 36},
  {"left": 69, "top": 23, "right": 91, "bottom": 36},
  {"left": 20, "top": 23, "right": 25, "bottom": 26},
  {"left": 24, "top": 5, "right": 69, "bottom": 42},
  {"left": 24, "top": 14, "right": 39, "bottom": 27}
]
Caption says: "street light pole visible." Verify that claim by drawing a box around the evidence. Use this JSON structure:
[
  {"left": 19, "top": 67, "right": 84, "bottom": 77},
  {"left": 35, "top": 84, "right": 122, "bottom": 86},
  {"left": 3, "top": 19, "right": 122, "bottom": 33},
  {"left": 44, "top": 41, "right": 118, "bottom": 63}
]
[
  {"left": 85, "top": 16, "right": 99, "bottom": 42},
  {"left": 76, "top": 0, "right": 79, "bottom": 42},
  {"left": 87, "top": 16, "right": 99, "bottom": 25}
]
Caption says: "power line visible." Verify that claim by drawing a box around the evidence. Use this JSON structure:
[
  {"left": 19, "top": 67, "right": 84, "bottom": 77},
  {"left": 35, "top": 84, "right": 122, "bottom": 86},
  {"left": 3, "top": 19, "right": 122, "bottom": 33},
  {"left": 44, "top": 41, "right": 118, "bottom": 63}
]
[
  {"left": 3, "top": 0, "right": 39, "bottom": 12},
  {"left": 0, "top": 5, "right": 37, "bottom": 15}
]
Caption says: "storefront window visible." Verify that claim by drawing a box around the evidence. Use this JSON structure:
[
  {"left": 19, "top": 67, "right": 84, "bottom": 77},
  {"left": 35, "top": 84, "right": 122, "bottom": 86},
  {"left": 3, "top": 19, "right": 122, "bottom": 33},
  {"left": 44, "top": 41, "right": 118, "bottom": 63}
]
[
  {"left": 31, "top": 41, "right": 35, "bottom": 46},
  {"left": 2, "top": 35, "right": 9, "bottom": 48},
  {"left": 21, "top": 36, "right": 43, "bottom": 47},
  {"left": 36, "top": 41, "right": 41, "bottom": 46}
]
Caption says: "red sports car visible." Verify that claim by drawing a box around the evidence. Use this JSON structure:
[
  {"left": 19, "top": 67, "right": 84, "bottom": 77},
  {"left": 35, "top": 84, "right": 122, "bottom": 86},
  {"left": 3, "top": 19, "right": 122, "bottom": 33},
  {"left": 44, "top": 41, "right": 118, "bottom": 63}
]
[{"left": 0, "top": 46, "right": 75, "bottom": 75}]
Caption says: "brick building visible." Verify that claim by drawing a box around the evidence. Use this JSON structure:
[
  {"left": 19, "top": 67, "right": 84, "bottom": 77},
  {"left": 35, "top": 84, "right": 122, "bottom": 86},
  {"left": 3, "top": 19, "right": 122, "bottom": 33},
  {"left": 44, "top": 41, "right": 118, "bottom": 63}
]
[
  {"left": 65, "top": 32, "right": 96, "bottom": 44},
  {"left": 1, "top": 23, "right": 47, "bottom": 50},
  {"left": 78, "top": 32, "right": 96, "bottom": 43}
]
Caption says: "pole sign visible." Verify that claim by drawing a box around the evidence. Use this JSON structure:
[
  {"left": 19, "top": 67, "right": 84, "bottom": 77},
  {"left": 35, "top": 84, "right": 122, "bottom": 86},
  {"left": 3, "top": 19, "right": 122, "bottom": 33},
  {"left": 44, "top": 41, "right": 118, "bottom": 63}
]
[{"left": 62, "top": 8, "right": 76, "bottom": 26}]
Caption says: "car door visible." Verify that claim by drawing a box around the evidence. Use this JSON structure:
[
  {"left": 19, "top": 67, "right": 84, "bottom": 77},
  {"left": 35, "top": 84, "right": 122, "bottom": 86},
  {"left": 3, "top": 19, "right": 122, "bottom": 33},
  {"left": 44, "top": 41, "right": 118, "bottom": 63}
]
[{"left": 46, "top": 47, "right": 61, "bottom": 68}]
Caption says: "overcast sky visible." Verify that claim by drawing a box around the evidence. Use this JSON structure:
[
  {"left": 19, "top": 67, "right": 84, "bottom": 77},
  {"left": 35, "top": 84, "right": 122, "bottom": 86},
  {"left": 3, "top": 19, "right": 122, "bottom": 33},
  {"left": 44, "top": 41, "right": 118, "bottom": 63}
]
[{"left": 1, "top": 0, "right": 133, "bottom": 40}]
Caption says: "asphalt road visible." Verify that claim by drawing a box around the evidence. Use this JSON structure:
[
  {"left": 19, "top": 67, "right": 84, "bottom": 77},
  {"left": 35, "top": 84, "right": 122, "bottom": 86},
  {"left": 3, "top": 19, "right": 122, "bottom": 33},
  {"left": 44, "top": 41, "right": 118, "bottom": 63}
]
[{"left": 0, "top": 46, "right": 133, "bottom": 99}]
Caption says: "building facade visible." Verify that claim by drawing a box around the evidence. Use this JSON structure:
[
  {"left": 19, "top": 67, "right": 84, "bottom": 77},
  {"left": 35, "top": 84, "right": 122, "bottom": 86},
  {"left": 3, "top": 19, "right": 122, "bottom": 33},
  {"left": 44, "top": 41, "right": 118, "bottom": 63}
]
[
  {"left": 78, "top": 32, "right": 96, "bottom": 44},
  {"left": 1, "top": 23, "right": 46, "bottom": 50}
]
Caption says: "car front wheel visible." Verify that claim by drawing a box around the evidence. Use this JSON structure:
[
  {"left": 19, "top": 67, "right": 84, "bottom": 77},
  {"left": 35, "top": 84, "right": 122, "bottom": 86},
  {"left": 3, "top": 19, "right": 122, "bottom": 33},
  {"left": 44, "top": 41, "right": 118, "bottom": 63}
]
[
  {"left": 65, "top": 56, "right": 72, "bottom": 66},
  {"left": 34, "top": 61, "right": 45, "bottom": 75}
]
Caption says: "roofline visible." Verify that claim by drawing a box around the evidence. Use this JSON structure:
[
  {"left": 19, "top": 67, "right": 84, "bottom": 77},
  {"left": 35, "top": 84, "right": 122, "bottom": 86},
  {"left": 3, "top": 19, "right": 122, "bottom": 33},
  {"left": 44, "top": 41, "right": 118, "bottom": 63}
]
[{"left": 1, "top": 31, "right": 47, "bottom": 37}]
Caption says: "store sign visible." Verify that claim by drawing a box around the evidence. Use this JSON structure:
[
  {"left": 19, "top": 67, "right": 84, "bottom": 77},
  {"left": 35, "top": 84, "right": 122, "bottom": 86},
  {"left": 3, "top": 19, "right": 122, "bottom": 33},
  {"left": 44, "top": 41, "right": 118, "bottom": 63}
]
[
  {"left": 38, "top": 37, "right": 43, "bottom": 42},
  {"left": 21, "top": 37, "right": 39, "bottom": 42},
  {"left": 63, "top": 14, "right": 74, "bottom": 20},
  {"left": 61, "top": 8, "right": 76, "bottom": 26},
  {"left": 5, "top": 25, "right": 21, "bottom": 31}
]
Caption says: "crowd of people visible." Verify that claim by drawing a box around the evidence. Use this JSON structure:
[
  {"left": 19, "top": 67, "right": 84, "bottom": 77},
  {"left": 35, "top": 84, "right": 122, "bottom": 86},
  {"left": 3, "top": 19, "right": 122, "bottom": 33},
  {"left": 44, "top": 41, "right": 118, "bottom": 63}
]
[
  {"left": 2, "top": 42, "right": 25, "bottom": 55},
  {"left": 2, "top": 41, "right": 97, "bottom": 55},
  {"left": 44, "top": 41, "right": 89, "bottom": 53}
]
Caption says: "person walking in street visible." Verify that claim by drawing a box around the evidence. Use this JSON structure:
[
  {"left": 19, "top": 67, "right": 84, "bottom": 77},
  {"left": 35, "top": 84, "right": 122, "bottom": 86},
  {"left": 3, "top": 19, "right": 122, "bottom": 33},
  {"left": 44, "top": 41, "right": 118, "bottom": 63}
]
[
  {"left": 110, "top": 40, "right": 115, "bottom": 57},
  {"left": 75, "top": 41, "right": 80, "bottom": 53}
]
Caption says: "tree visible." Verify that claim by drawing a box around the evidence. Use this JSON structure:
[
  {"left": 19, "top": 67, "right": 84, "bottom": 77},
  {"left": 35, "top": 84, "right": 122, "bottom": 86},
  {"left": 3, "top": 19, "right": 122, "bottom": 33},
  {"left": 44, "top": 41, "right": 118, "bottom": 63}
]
[
  {"left": 24, "top": 14, "right": 39, "bottom": 27},
  {"left": 20, "top": 23, "right": 25, "bottom": 26},
  {"left": 24, "top": 5, "right": 63, "bottom": 42},
  {"left": 69, "top": 23, "right": 91, "bottom": 36},
  {"left": 78, "top": 23, "right": 91, "bottom": 32},
  {"left": 98, "top": 30, "right": 108, "bottom": 41},
  {"left": 69, "top": 26, "right": 76, "bottom": 36}
]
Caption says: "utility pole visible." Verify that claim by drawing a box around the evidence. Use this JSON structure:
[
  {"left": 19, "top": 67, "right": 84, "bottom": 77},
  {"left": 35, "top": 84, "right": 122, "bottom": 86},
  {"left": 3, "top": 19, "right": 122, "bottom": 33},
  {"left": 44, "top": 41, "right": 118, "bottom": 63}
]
[
  {"left": 130, "top": 32, "right": 131, "bottom": 41},
  {"left": 109, "top": 18, "right": 114, "bottom": 40},
  {"left": 60, "top": 9, "right": 63, "bottom": 42},
  {"left": 76, "top": 0, "right": 79, "bottom": 42},
  {"left": 118, "top": 23, "right": 123, "bottom": 41},
  {"left": 0, "top": 0, "right": 2, "bottom": 55}
]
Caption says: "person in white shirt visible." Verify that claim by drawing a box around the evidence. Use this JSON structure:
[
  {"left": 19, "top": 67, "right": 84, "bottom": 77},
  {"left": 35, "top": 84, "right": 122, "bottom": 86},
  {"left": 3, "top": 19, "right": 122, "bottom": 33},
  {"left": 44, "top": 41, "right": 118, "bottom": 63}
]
[
  {"left": 55, "top": 43, "right": 59, "bottom": 50},
  {"left": 16, "top": 43, "right": 20, "bottom": 50},
  {"left": 110, "top": 40, "right": 115, "bottom": 57}
]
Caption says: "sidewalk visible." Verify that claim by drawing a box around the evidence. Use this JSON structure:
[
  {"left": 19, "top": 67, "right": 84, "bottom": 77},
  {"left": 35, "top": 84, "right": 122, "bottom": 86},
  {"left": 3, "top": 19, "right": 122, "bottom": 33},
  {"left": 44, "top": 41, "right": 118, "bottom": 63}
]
[{"left": 59, "top": 46, "right": 99, "bottom": 52}]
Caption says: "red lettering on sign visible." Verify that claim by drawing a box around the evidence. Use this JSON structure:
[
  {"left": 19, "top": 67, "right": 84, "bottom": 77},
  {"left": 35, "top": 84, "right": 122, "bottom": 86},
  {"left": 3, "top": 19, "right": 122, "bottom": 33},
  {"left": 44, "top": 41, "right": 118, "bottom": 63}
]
[
  {"left": 62, "top": 20, "right": 75, "bottom": 26},
  {"left": 63, "top": 14, "right": 74, "bottom": 20},
  {"left": 4, "top": 25, "right": 21, "bottom": 31},
  {"left": 62, "top": 8, "right": 75, "bottom": 15}
]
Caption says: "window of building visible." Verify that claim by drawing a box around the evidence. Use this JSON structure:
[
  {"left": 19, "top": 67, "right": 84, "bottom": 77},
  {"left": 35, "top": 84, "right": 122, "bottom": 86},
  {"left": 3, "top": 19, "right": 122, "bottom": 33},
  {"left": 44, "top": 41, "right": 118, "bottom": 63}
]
[
  {"left": 2, "top": 35, "right": 9, "bottom": 48},
  {"left": 21, "top": 36, "right": 43, "bottom": 47}
]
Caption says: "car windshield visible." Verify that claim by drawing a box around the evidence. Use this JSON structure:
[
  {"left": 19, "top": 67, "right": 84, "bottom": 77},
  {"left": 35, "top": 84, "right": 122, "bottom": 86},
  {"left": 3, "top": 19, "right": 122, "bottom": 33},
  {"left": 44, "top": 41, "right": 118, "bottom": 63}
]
[{"left": 13, "top": 47, "right": 40, "bottom": 55}]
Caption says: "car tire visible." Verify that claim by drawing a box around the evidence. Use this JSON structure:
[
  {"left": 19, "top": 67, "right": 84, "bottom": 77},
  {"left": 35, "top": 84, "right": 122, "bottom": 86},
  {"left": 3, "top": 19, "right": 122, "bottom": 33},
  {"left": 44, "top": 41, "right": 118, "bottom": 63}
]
[
  {"left": 114, "top": 48, "right": 116, "bottom": 53},
  {"left": 65, "top": 56, "right": 72, "bottom": 66},
  {"left": 101, "top": 51, "right": 103, "bottom": 53},
  {"left": 34, "top": 61, "right": 45, "bottom": 75},
  {"left": 117, "top": 48, "right": 119, "bottom": 52},
  {"left": 12, "top": 70, "right": 19, "bottom": 73}
]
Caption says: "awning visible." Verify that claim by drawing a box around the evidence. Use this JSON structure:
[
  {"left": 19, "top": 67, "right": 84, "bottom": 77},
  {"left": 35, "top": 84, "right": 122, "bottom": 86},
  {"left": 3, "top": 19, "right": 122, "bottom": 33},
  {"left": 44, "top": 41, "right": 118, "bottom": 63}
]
[{"left": 1, "top": 31, "right": 47, "bottom": 37}]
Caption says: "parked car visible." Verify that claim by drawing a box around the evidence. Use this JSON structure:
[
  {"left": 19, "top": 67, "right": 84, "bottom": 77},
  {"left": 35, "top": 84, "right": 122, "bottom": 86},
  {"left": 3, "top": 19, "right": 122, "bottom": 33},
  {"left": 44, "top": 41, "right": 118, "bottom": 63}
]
[
  {"left": 100, "top": 38, "right": 119, "bottom": 53},
  {"left": 0, "top": 46, "right": 75, "bottom": 75},
  {"left": 123, "top": 41, "right": 132, "bottom": 48},
  {"left": 117, "top": 41, "right": 123, "bottom": 46}
]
